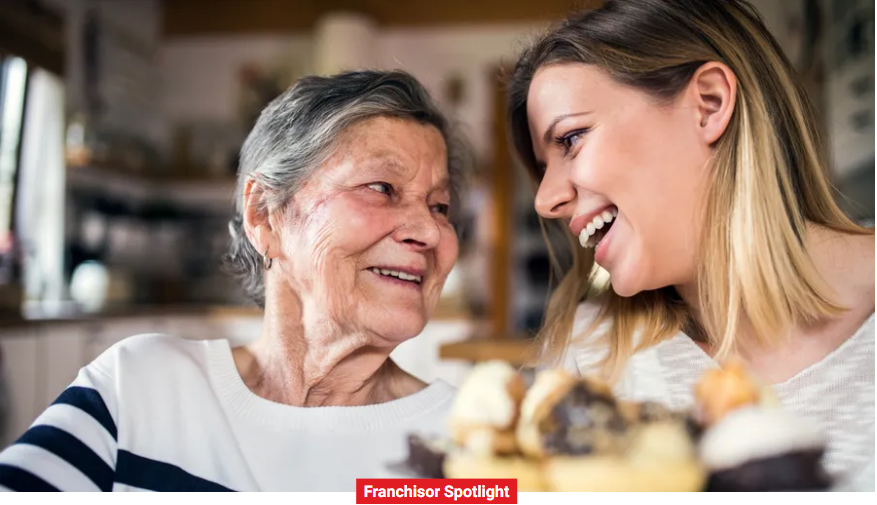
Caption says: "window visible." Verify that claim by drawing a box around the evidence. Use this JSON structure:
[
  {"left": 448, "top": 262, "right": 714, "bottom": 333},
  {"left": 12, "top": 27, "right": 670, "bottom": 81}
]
[{"left": 0, "top": 55, "right": 27, "bottom": 286}]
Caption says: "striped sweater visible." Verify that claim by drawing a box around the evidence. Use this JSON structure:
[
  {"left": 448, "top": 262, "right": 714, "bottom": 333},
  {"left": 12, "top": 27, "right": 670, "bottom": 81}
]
[{"left": 0, "top": 334, "right": 455, "bottom": 491}]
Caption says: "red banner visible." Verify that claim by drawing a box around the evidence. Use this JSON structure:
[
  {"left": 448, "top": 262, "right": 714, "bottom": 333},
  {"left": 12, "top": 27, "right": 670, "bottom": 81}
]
[{"left": 356, "top": 479, "right": 518, "bottom": 504}]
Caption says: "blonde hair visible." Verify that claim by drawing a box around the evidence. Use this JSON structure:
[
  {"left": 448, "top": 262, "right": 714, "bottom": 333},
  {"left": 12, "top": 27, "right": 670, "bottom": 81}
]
[{"left": 507, "top": 0, "right": 872, "bottom": 382}]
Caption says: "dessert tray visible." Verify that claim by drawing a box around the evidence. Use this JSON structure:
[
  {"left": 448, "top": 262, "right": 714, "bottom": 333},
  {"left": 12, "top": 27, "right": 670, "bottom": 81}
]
[{"left": 388, "top": 361, "right": 837, "bottom": 492}]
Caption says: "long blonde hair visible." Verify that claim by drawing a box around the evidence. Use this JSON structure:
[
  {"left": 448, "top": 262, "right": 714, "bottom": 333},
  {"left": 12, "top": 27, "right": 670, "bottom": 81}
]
[{"left": 507, "top": 0, "right": 872, "bottom": 382}]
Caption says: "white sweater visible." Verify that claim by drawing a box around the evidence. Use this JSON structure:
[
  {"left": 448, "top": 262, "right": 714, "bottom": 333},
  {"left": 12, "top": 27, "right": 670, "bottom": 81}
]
[
  {"left": 561, "top": 302, "right": 876, "bottom": 492},
  {"left": 0, "top": 334, "right": 455, "bottom": 491}
]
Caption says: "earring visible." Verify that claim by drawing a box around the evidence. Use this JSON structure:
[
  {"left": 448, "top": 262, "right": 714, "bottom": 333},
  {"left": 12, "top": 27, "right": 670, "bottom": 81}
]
[{"left": 262, "top": 248, "right": 273, "bottom": 271}]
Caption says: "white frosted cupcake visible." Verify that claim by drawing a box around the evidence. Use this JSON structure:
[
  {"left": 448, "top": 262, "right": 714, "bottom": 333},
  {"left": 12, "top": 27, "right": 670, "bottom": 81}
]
[{"left": 699, "top": 407, "right": 831, "bottom": 491}]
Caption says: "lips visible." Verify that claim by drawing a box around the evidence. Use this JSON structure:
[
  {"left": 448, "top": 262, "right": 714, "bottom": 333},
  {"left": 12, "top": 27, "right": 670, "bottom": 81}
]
[{"left": 367, "top": 266, "right": 425, "bottom": 284}]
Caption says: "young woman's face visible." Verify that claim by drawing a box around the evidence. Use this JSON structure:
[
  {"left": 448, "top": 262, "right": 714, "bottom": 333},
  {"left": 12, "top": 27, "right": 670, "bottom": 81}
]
[{"left": 527, "top": 63, "right": 713, "bottom": 296}]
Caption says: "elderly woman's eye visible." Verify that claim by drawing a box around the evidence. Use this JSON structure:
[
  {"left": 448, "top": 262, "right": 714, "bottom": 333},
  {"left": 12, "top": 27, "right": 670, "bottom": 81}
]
[
  {"left": 432, "top": 203, "right": 450, "bottom": 216},
  {"left": 367, "top": 182, "right": 393, "bottom": 195}
]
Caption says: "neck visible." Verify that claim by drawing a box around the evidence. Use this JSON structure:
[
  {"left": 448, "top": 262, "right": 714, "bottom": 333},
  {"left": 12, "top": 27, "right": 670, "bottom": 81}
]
[{"left": 234, "top": 286, "right": 421, "bottom": 407}]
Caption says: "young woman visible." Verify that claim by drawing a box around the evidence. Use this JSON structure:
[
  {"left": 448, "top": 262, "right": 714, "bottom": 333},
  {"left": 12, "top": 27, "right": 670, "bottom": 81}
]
[{"left": 508, "top": 0, "right": 874, "bottom": 491}]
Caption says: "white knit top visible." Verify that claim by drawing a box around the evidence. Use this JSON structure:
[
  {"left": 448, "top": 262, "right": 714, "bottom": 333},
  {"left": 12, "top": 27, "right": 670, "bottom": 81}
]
[
  {"left": 561, "top": 302, "right": 875, "bottom": 491},
  {"left": 0, "top": 334, "right": 456, "bottom": 491}
]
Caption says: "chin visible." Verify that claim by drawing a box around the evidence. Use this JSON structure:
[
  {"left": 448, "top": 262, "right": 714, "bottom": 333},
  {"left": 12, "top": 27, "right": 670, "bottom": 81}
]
[
  {"left": 610, "top": 283, "right": 641, "bottom": 298},
  {"left": 372, "top": 313, "right": 428, "bottom": 343},
  {"left": 606, "top": 266, "right": 645, "bottom": 298},
  {"left": 604, "top": 249, "right": 655, "bottom": 298}
]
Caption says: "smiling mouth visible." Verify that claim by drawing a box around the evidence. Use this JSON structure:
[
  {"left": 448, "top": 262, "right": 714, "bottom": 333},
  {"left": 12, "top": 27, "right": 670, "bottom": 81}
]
[
  {"left": 579, "top": 206, "right": 618, "bottom": 249},
  {"left": 367, "top": 267, "right": 423, "bottom": 285}
]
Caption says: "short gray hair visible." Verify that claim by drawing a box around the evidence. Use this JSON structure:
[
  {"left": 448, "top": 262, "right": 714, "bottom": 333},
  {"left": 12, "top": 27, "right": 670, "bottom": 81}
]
[{"left": 224, "top": 69, "right": 472, "bottom": 307}]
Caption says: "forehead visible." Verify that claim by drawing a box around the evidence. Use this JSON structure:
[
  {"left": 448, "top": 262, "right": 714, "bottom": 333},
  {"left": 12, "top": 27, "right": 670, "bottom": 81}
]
[
  {"left": 323, "top": 117, "right": 449, "bottom": 180},
  {"left": 342, "top": 117, "right": 446, "bottom": 159},
  {"left": 526, "top": 64, "right": 617, "bottom": 129}
]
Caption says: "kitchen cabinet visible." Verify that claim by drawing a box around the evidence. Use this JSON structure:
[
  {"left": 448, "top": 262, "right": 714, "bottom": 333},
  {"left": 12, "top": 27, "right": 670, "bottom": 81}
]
[
  {"left": 0, "top": 329, "right": 40, "bottom": 448},
  {"left": 39, "top": 324, "right": 92, "bottom": 412}
]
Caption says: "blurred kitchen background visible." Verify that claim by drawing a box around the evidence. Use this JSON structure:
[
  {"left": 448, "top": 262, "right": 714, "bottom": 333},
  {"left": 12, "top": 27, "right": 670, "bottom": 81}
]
[{"left": 0, "top": 0, "right": 873, "bottom": 447}]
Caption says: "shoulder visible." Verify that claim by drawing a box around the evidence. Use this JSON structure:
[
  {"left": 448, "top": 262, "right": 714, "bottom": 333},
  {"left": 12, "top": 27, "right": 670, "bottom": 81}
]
[
  {"left": 571, "top": 299, "right": 610, "bottom": 335},
  {"left": 842, "top": 231, "right": 875, "bottom": 309},
  {"left": 90, "top": 333, "right": 219, "bottom": 382},
  {"left": 559, "top": 300, "right": 612, "bottom": 377},
  {"left": 857, "top": 233, "right": 875, "bottom": 309}
]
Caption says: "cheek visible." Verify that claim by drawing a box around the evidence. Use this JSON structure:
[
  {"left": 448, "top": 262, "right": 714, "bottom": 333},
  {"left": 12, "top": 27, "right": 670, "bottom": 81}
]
[
  {"left": 610, "top": 116, "right": 707, "bottom": 285},
  {"left": 584, "top": 113, "right": 705, "bottom": 225},
  {"left": 298, "top": 195, "right": 392, "bottom": 262}
]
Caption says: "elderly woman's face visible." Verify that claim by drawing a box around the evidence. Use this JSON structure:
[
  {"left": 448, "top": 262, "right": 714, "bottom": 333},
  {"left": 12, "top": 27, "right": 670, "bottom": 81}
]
[{"left": 274, "top": 117, "right": 458, "bottom": 342}]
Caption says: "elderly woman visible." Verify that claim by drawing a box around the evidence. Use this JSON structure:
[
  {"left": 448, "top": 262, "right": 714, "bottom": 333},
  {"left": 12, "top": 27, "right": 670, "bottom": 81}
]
[{"left": 0, "top": 70, "right": 467, "bottom": 491}]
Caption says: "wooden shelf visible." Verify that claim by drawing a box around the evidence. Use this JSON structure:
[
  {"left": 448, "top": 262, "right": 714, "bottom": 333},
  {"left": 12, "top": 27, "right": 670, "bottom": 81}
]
[
  {"left": 67, "top": 164, "right": 236, "bottom": 188},
  {"left": 66, "top": 164, "right": 237, "bottom": 214},
  {"left": 439, "top": 338, "right": 537, "bottom": 366}
]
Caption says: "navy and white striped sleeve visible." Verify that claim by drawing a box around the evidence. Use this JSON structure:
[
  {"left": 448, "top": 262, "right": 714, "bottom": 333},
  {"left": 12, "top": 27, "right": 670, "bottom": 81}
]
[{"left": 0, "top": 363, "right": 118, "bottom": 492}]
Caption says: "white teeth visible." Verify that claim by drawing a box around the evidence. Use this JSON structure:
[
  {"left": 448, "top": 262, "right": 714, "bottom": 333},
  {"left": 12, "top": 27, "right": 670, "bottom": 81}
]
[
  {"left": 370, "top": 267, "right": 422, "bottom": 283},
  {"left": 576, "top": 207, "right": 618, "bottom": 249}
]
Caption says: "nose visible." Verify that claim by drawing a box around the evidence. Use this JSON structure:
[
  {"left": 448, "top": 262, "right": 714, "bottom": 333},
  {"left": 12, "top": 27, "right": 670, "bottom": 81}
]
[
  {"left": 394, "top": 203, "right": 441, "bottom": 250},
  {"left": 534, "top": 164, "right": 577, "bottom": 219}
]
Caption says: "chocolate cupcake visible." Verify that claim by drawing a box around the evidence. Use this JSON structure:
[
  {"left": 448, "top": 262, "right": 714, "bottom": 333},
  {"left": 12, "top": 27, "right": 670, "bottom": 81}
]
[
  {"left": 516, "top": 369, "right": 705, "bottom": 491},
  {"left": 516, "top": 369, "right": 629, "bottom": 458},
  {"left": 699, "top": 407, "right": 832, "bottom": 491},
  {"left": 540, "top": 380, "right": 630, "bottom": 456},
  {"left": 622, "top": 400, "right": 705, "bottom": 443}
]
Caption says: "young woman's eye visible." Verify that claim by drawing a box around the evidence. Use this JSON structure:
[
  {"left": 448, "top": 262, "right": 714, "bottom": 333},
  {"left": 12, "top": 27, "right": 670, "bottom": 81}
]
[
  {"left": 431, "top": 203, "right": 450, "bottom": 216},
  {"left": 367, "top": 182, "right": 393, "bottom": 195},
  {"left": 554, "top": 128, "right": 590, "bottom": 154}
]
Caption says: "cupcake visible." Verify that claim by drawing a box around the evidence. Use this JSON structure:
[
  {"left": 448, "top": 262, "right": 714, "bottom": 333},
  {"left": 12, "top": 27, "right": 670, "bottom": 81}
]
[
  {"left": 693, "top": 361, "right": 832, "bottom": 491},
  {"left": 516, "top": 369, "right": 704, "bottom": 491},
  {"left": 443, "top": 451, "right": 547, "bottom": 491},
  {"left": 699, "top": 407, "right": 831, "bottom": 491},
  {"left": 694, "top": 361, "right": 775, "bottom": 425},
  {"left": 448, "top": 360, "right": 526, "bottom": 456},
  {"left": 442, "top": 361, "right": 545, "bottom": 490},
  {"left": 622, "top": 399, "right": 706, "bottom": 443},
  {"left": 546, "top": 421, "right": 705, "bottom": 492}
]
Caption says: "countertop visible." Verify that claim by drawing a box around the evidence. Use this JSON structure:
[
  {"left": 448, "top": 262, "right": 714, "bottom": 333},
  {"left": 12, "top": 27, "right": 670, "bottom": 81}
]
[{"left": 0, "top": 303, "right": 263, "bottom": 329}]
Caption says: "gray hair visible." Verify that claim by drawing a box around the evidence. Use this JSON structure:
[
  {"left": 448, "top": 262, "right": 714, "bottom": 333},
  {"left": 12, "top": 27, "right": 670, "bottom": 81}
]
[{"left": 224, "top": 69, "right": 472, "bottom": 307}]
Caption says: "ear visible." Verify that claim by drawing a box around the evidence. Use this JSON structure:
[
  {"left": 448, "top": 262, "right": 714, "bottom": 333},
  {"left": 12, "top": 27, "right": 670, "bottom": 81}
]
[
  {"left": 691, "top": 62, "right": 737, "bottom": 145},
  {"left": 242, "top": 177, "right": 281, "bottom": 261}
]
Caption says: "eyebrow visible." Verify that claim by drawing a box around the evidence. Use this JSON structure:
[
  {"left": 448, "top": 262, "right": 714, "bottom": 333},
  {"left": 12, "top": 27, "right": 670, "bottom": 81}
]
[
  {"left": 432, "top": 176, "right": 451, "bottom": 194},
  {"left": 362, "top": 154, "right": 451, "bottom": 193},
  {"left": 358, "top": 154, "right": 409, "bottom": 180},
  {"left": 541, "top": 111, "right": 594, "bottom": 145}
]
